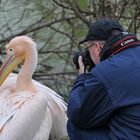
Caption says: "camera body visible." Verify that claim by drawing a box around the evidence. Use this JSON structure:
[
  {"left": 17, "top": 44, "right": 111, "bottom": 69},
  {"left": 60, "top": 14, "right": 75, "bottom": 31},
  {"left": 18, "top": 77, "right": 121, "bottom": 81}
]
[{"left": 73, "top": 50, "right": 95, "bottom": 71}]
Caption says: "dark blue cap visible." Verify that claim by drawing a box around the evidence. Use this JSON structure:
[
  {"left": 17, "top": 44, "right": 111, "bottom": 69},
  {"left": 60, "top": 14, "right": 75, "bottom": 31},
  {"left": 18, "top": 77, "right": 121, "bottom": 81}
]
[{"left": 79, "top": 18, "right": 124, "bottom": 44}]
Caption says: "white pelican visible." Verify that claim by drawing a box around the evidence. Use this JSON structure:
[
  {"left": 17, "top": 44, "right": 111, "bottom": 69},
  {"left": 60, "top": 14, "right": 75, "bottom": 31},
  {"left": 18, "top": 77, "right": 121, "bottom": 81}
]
[{"left": 0, "top": 36, "right": 67, "bottom": 140}]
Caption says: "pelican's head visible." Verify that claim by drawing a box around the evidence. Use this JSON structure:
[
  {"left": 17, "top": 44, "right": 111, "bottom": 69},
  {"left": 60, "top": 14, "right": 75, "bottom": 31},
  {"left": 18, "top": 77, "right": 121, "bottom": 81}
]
[{"left": 0, "top": 36, "right": 36, "bottom": 86}]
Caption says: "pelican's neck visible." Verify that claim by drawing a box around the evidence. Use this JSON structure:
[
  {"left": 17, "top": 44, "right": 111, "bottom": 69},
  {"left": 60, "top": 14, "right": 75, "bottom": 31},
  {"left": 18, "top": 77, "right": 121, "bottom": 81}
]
[{"left": 16, "top": 44, "right": 38, "bottom": 93}]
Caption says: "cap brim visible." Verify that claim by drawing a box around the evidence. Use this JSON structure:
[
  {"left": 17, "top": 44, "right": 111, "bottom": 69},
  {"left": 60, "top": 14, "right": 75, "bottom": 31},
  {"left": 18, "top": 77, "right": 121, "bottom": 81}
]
[{"left": 78, "top": 39, "right": 88, "bottom": 45}]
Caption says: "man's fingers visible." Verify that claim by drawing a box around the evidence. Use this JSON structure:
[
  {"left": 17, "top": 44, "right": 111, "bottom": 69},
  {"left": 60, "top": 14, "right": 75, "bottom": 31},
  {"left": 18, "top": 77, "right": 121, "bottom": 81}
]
[
  {"left": 78, "top": 56, "right": 85, "bottom": 74},
  {"left": 78, "top": 56, "right": 84, "bottom": 67}
]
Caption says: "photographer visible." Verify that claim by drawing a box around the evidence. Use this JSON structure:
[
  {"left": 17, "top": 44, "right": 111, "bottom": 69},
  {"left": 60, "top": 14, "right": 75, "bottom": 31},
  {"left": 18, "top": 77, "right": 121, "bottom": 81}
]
[{"left": 67, "top": 18, "right": 140, "bottom": 140}]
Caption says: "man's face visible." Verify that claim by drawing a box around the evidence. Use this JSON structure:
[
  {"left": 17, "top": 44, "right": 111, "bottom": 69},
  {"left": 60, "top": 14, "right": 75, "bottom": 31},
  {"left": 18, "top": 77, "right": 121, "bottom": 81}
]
[{"left": 86, "top": 41, "right": 103, "bottom": 64}]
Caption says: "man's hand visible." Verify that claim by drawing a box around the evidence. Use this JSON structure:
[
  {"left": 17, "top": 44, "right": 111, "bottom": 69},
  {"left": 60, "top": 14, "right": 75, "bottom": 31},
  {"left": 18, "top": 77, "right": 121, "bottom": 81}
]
[{"left": 78, "top": 56, "right": 85, "bottom": 74}]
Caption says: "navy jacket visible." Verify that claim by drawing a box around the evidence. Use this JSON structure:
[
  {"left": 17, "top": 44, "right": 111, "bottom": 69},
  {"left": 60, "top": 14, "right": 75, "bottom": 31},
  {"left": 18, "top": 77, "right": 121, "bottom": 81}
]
[{"left": 68, "top": 46, "right": 140, "bottom": 139}]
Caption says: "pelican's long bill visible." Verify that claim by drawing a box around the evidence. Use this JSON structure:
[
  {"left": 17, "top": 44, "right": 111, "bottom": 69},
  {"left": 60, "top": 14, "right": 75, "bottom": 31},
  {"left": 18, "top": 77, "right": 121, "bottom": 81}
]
[{"left": 0, "top": 53, "right": 24, "bottom": 86}]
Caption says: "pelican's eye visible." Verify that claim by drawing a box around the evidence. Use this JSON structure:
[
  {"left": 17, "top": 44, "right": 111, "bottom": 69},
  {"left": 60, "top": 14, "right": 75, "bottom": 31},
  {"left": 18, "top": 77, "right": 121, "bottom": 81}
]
[
  {"left": 9, "top": 48, "right": 14, "bottom": 54},
  {"left": 9, "top": 48, "right": 13, "bottom": 52}
]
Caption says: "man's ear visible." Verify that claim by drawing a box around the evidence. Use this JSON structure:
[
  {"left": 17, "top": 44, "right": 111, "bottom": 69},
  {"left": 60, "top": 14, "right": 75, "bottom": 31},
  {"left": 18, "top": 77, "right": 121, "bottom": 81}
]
[{"left": 95, "top": 42, "right": 102, "bottom": 56}]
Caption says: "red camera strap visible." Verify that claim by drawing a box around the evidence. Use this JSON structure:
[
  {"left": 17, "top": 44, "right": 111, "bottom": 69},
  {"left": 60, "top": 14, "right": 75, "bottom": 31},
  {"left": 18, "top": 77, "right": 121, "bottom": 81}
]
[
  {"left": 101, "top": 34, "right": 140, "bottom": 60},
  {"left": 110, "top": 35, "right": 140, "bottom": 56}
]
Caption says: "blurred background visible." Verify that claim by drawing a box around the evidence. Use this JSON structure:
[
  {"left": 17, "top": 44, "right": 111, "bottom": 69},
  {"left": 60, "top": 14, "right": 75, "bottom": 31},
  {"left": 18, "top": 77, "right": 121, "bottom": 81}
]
[{"left": 0, "top": 0, "right": 140, "bottom": 102}]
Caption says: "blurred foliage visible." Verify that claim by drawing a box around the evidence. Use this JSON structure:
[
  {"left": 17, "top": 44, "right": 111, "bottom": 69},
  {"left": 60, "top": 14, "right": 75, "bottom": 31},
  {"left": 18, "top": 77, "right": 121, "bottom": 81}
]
[{"left": 0, "top": 0, "right": 140, "bottom": 102}]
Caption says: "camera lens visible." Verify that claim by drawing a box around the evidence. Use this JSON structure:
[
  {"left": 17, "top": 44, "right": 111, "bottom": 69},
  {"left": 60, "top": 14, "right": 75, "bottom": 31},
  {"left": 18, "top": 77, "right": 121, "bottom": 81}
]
[
  {"left": 73, "top": 51, "right": 83, "bottom": 69},
  {"left": 72, "top": 50, "right": 95, "bottom": 71}
]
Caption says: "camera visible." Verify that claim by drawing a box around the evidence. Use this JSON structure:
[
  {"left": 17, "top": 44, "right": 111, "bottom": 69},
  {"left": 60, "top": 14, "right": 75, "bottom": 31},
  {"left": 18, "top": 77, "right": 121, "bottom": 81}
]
[{"left": 73, "top": 50, "right": 95, "bottom": 72}]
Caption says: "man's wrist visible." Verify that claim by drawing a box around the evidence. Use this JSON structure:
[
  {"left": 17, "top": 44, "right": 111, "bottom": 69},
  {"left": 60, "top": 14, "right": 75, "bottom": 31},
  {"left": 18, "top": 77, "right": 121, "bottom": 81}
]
[{"left": 79, "top": 68, "right": 85, "bottom": 74}]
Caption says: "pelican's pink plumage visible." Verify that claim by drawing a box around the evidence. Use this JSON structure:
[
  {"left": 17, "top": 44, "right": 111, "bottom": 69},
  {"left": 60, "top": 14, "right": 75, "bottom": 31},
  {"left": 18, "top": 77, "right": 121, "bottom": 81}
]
[{"left": 0, "top": 36, "right": 67, "bottom": 140}]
